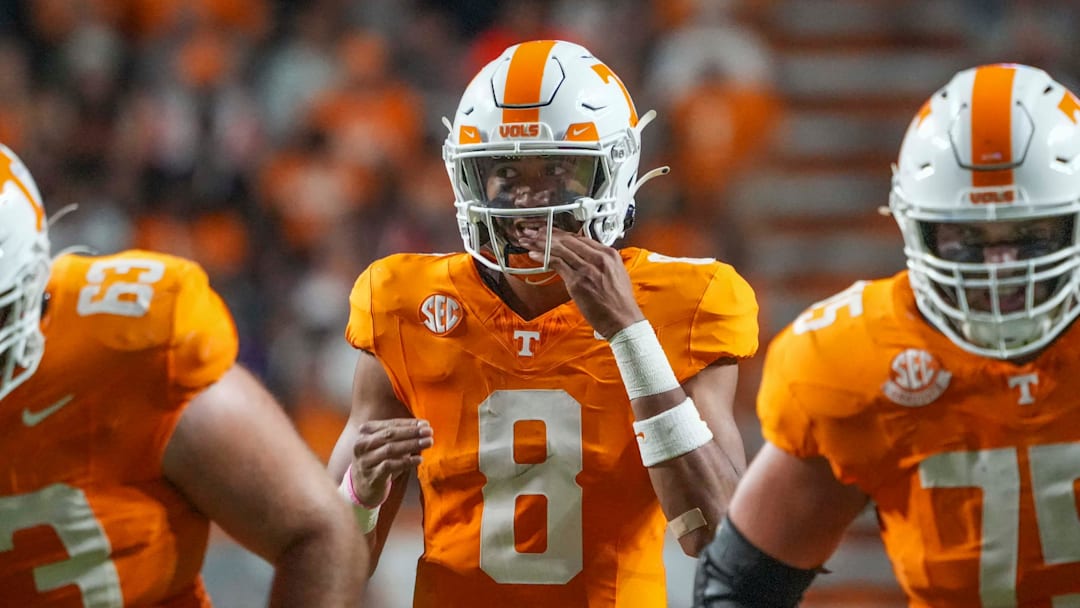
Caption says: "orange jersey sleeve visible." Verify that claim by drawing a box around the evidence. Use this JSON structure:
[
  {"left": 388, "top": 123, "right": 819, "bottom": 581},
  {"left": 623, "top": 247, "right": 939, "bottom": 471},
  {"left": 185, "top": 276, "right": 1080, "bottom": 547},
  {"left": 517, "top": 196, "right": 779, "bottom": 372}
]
[
  {"left": 345, "top": 265, "right": 375, "bottom": 351},
  {"left": 757, "top": 273, "right": 1080, "bottom": 606},
  {"left": 757, "top": 278, "right": 920, "bottom": 489},
  {"left": 346, "top": 254, "right": 422, "bottom": 408},
  {"left": 167, "top": 258, "right": 239, "bottom": 400},
  {"left": 344, "top": 249, "right": 756, "bottom": 607},
  {"left": 0, "top": 250, "right": 237, "bottom": 607},
  {"left": 628, "top": 250, "right": 758, "bottom": 380}
]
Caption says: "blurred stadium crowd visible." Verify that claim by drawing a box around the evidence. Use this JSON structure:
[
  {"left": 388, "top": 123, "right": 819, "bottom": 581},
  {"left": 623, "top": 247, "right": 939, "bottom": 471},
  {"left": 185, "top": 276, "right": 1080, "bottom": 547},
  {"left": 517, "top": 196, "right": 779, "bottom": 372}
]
[
  {"left": 0, "top": 0, "right": 789, "bottom": 460},
  {"left": 3, "top": 0, "right": 1080, "bottom": 605}
]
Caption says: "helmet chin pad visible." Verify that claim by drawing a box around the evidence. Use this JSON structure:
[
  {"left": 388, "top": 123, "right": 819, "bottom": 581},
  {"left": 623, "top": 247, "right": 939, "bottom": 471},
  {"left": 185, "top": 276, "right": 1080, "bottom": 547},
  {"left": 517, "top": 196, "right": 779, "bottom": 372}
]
[{"left": 962, "top": 316, "right": 1053, "bottom": 352}]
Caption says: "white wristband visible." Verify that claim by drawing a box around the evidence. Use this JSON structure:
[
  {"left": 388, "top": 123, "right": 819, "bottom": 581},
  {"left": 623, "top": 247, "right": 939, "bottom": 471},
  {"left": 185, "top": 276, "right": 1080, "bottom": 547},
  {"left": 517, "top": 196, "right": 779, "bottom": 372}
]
[
  {"left": 632, "top": 397, "right": 713, "bottom": 467},
  {"left": 352, "top": 503, "right": 380, "bottom": 535},
  {"left": 608, "top": 319, "right": 680, "bottom": 400},
  {"left": 338, "top": 470, "right": 380, "bottom": 534}
]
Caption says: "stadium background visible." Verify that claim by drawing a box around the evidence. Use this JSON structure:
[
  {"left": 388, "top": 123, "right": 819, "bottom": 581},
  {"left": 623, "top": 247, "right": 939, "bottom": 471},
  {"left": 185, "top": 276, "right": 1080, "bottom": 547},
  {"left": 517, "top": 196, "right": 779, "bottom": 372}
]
[{"left": 2, "top": 0, "right": 1077, "bottom": 605}]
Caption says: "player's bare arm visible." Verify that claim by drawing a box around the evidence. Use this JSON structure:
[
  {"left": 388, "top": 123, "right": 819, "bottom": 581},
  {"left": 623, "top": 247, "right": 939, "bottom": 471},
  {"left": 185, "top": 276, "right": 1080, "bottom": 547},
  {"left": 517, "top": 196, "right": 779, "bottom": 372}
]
[
  {"left": 522, "top": 228, "right": 746, "bottom": 555},
  {"left": 328, "top": 350, "right": 431, "bottom": 571},
  {"left": 694, "top": 443, "right": 868, "bottom": 607},
  {"left": 163, "top": 364, "right": 368, "bottom": 607},
  {"left": 728, "top": 443, "right": 867, "bottom": 569}
]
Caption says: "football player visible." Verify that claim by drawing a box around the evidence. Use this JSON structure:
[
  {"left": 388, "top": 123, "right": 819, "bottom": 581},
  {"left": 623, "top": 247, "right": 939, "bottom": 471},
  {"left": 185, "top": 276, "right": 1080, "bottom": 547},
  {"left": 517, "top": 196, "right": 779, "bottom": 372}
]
[
  {"left": 0, "top": 144, "right": 368, "bottom": 606},
  {"left": 328, "top": 40, "right": 759, "bottom": 606},
  {"left": 694, "top": 63, "right": 1080, "bottom": 607}
]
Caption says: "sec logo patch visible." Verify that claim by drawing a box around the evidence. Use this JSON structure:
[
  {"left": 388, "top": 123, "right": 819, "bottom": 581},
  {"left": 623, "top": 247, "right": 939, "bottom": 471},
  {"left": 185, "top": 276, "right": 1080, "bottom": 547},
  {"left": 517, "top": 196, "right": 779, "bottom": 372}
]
[
  {"left": 882, "top": 348, "right": 951, "bottom": 407},
  {"left": 419, "top": 294, "right": 462, "bottom": 335}
]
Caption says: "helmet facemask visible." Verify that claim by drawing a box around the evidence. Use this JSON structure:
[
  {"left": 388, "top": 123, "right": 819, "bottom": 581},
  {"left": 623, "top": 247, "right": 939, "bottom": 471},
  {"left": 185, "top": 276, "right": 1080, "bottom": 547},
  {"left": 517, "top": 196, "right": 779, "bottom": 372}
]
[
  {"left": 0, "top": 252, "right": 49, "bottom": 400},
  {"left": 890, "top": 63, "right": 1080, "bottom": 360},
  {"left": 452, "top": 144, "right": 619, "bottom": 274},
  {"left": 895, "top": 195, "right": 1080, "bottom": 359}
]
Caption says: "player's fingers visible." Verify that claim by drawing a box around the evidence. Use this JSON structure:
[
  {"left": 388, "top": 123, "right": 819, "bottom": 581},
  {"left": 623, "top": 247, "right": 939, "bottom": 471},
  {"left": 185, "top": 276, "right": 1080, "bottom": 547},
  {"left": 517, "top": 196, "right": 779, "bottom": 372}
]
[
  {"left": 369, "top": 455, "right": 423, "bottom": 481},
  {"left": 524, "top": 228, "right": 590, "bottom": 270},
  {"left": 548, "top": 237, "right": 593, "bottom": 269},
  {"left": 355, "top": 448, "right": 424, "bottom": 484},
  {"left": 556, "top": 232, "right": 628, "bottom": 277},
  {"left": 529, "top": 250, "right": 573, "bottom": 274},
  {"left": 548, "top": 228, "right": 607, "bottom": 264},
  {"left": 355, "top": 436, "right": 430, "bottom": 465},
  {"left": 356, "top": 419, "right": 432, "bottom": 447},
  {"left": 379, "top": 434, "right": 433, "bottom": 460},
  {"left": 359, "top": 418, "right": 431, "bottom": 432}
]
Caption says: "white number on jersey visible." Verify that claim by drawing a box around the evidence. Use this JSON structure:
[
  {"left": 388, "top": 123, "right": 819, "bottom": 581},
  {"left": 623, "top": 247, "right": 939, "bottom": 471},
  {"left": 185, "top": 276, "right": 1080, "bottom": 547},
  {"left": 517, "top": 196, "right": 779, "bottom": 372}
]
[
  {"left": 477, "top": 389, "right": 584, "bottom": 584},
  {"left": 646, "top": 252, "right": 715, "bottom": 265},
  {"left": 919, "top": 446, "right": 1080, "bottom": 607},
  {"left": 77, "top": 259, "right": 165, "bottom": 317},
  {"left": 792, "top": 281, "right": 869, "bottom": 335},
  {"left": 0, "top": 484, "right": 123, "bottom": 606}
]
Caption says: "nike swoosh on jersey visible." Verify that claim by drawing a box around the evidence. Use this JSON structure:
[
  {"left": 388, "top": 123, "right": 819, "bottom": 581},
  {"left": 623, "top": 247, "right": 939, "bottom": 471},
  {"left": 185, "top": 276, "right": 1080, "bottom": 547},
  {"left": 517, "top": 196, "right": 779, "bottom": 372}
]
[{"left": 22, "top": 394, "right": 75, "bottom": 427}]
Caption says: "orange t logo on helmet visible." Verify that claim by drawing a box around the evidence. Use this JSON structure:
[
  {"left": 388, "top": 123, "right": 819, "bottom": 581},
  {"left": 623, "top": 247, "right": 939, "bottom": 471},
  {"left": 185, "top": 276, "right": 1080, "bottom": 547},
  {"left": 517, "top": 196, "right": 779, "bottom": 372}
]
[
  {"left": 0, "top": 146, "right": 45, "bottom": 231},
  {"left": 590, "top": 64, "right": 639, "bottom": 127},
  {"left": 1058, "top": 89, "right": 1080, "bottom": 124}
]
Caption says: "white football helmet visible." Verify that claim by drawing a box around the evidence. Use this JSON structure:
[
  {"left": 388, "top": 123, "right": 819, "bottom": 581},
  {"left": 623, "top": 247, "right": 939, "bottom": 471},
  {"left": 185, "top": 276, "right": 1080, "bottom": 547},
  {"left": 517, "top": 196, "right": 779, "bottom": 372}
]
[
  {"left": 0, "top": 144, "right": 50, "bottom": 400},
  {"left": 443, "top": 39, "right": 668, "bottom": 276},
  {"left": 890, "top": 63, "right": 1080, "bottom": 359}
]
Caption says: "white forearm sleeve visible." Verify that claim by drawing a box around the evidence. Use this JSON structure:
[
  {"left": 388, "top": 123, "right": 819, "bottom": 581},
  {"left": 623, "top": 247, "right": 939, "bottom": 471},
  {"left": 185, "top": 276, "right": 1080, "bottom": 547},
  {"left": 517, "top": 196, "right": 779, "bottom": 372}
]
[{"left": 607, "top": 319, "right": 680, "bottom": 400}]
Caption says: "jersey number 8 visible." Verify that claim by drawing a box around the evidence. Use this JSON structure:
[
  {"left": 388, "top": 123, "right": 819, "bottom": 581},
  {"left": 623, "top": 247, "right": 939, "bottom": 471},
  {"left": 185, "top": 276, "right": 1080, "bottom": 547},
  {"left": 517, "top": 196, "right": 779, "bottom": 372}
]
[{"left": 477, "top": 389, "right": 584, "bottom": 584}]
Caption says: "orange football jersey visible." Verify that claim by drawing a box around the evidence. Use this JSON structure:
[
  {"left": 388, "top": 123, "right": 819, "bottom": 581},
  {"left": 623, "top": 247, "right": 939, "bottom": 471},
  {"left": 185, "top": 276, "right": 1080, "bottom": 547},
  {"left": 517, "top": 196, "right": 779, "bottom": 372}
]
[
  {"left": 346, "top": 248, "right": 758, "bottom": 607},
  {"left": 0, "top": 250, "right": 238, "bottom": 607},
  {"left": 759, "top": 272, "right": 1080, "bottom": 608}
]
